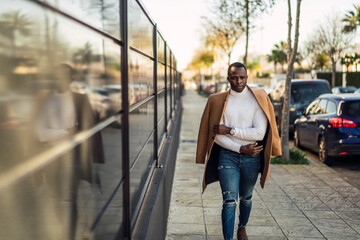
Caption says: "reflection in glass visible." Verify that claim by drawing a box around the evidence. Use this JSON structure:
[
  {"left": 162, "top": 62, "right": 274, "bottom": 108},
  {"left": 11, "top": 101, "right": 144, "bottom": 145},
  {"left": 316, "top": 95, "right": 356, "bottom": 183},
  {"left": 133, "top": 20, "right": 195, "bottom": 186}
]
[
  {"left": 129, "top": 99, "right": 154, "bottom": 166},
  {"left": 129, "top": 51, "right": 154, "bottom": 105},
  {"left": 128, "top": 0, "right": 153, "bottom": 57},
  {"left": 157, "top": 117, "right": 165, "bottom": 149},
  {"left": 157, "top": 63, "right": 165, "bottom": 91},
  {"left": 157, "top": 34, "right": 165, "bottom": 63},
  {"left": 37, "top": 0, "right": 121, "bottom": 39},
  {"left": 130, "top": 134, "right": 154, "bottom": 218},
  {"left": 157, "top": 90, "right": 165, "bottom": 122},
  {"left": 90, "top": 184, "right": 123, "bottom": 240},
  {"left": 166, "top": 46, "right": 171, "bottom": 66}
]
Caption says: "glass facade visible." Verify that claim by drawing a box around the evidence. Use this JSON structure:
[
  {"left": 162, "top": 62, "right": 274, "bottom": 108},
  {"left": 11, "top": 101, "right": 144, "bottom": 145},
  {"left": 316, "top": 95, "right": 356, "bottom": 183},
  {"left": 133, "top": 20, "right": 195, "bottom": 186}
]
[{"left": 0, "top": 0, "right": 181, "bottom": 239}]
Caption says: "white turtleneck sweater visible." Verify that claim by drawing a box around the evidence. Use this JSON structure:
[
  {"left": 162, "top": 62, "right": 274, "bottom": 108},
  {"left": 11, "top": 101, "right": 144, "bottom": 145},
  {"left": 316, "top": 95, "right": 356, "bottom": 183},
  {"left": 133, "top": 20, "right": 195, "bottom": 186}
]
[{"left": 215, "top": 87, "right": 267, "bottom": 153}]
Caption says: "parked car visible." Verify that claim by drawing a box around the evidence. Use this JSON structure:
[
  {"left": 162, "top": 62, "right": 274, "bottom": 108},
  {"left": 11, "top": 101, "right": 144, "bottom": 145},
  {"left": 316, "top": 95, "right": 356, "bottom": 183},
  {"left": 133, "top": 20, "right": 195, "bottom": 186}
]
[
  {"left": 270, "top": 79, "right": 331, "bottom": 134},
  {"left": 354, "top": 88, "right": 360, "bottom": 94},
  {"left": 332, "top": 86, "right": 357, "bottom": 93},
  {"left": 294, "top": 93, "right": 360, "bottom": 164},
  {"left": 247, "top": 83, "right": 272, "bottom": 95}
]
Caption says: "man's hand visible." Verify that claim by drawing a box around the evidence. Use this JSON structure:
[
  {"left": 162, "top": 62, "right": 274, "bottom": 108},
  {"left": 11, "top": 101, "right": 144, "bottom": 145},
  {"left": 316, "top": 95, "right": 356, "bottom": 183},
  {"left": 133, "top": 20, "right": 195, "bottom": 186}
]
[
  {"left": 213, "top": 124, "right": 231, "bottom": 135},
  {"left": 240, "top": 143, "right": 263, "bottom": 156}
]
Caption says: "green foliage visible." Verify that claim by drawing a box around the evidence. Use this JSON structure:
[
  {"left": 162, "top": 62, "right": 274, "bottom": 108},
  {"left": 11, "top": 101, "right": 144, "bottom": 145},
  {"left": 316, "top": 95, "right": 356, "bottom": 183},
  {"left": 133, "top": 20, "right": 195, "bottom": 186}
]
[
  {"left": 271, "top": 148, "right": 308, "bottom": 165},
  {"left": 189, "top": 49, "right": 215, "bottom": 71},
  {"left": 342, "top": 4, "right": 360, "bottom": 33},
  {"left": 317, "top": 72, "right": 360, "bottom": 88}
]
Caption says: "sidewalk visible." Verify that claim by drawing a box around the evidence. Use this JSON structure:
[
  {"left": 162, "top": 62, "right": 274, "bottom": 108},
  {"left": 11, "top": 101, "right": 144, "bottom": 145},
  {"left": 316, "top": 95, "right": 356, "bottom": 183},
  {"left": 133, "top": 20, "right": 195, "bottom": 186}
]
[{"left": 166, "top": 90, "right": 360, "bottom": 240}]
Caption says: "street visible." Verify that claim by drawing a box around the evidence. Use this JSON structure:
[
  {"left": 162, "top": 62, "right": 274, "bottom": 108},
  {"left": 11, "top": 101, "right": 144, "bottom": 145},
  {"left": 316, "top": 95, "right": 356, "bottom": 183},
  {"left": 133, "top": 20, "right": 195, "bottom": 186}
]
[{"left": 290, "top": 140, "right": 360, "bottom": 189}]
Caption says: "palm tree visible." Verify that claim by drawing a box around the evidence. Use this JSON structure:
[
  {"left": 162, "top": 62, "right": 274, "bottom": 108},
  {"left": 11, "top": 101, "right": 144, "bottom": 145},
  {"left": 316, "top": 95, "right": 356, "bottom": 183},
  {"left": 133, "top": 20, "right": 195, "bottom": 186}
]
[
  {"left": 0, "top": 10, "right": 32, "bottom": 57},
  {"left": 342, "top": 4, "right": 360, "bottom": 33},
  {"left": 267, "top": 41, "right": 287, "bottom": 73}
]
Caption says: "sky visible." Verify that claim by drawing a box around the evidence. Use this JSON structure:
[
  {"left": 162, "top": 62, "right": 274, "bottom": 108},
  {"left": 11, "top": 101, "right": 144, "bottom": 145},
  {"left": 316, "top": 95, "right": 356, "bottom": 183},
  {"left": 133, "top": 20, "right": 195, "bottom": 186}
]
[{"left": 141, "top": 0, "right": 359, "bottom": 71}]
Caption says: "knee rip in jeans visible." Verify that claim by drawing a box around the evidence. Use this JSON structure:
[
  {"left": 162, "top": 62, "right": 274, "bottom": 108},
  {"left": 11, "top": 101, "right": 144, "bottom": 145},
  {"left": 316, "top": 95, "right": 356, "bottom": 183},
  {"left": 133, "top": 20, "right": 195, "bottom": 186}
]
[
  {"left": 223, "top": 198, "right": 237, "bottom": 207},
  {"left": 240, "top": 195, "right": 252, "bottom": 203},
  {"left": 222, "top": 191, "right": 237, "bottom": 205},
  {"left": 218, "top": 165, "right": 234, "bottom": 170}
]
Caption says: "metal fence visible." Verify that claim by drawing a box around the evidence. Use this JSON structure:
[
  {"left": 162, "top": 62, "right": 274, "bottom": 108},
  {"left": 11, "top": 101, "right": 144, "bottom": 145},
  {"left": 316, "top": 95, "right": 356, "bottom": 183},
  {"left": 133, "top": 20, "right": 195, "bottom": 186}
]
[{"left": 0, "top": 0, "right": 181, "bottom": 239}]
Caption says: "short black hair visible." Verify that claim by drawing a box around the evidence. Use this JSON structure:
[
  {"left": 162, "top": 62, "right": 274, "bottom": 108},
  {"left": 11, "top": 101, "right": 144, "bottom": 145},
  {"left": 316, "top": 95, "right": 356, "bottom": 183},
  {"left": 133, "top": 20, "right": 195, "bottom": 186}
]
[{"left": 228, "top": 62, "right": 247, "bottom": 76}]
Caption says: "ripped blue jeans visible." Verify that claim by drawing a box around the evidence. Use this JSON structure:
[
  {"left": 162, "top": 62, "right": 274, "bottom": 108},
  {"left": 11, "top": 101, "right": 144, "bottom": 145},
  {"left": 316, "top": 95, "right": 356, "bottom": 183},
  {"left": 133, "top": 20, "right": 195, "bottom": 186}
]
[{"left": 218, "top": 146, "right": 260, "bottom": 240}]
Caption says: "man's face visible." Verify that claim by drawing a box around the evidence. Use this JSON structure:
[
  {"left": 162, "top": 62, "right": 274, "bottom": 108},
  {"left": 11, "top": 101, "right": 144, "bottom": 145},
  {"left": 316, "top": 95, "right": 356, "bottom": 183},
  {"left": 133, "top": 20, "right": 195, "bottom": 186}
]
[{"left": 227, "top": 67, "right": 247, "bottom": 93}]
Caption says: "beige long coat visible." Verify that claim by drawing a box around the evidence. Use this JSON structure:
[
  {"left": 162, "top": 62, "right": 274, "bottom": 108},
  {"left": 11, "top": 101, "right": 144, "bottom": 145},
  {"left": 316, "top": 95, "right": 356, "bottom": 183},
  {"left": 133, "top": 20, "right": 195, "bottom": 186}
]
[{"left": 196, "top": 87, "right": 282, "bottom": 192}]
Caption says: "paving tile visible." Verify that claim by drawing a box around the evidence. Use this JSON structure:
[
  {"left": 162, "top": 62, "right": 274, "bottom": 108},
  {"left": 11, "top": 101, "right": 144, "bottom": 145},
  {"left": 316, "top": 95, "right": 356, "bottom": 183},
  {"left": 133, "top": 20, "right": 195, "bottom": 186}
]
[
  {"left": 167, "top": 223, "right": 205, "bottom": 235},
  {"left": 171, "top": 192, "right": 202, "bottom": 207},
  {"left": 287, "top": 237, "right": 326, "bottom": 240},
  {"left": 275, "top": 216, "right": 312, "bottom": 227},
  {"left": 167, "top": 234, "right": 206, "bottom": 240},
  {"left": 246, "top": 225, "right": 284, "bottom": 237},
  {"left": 295, "top": 201, "right": 331, "bottom": 211},
  {"left": 248, "top": 216, "right": 278, "bottom": 227},
  {"left": 205, "top": 224, "right": 223, "bottom": 236},
  {"left": 303, "top": 210, "right": 341, "bottom": 220},
  {"left": 311, "top": 218, "right": 359, "bottom": 239},
  {"left": 281, "top": 225, "right": 323, "bottom": 238}
]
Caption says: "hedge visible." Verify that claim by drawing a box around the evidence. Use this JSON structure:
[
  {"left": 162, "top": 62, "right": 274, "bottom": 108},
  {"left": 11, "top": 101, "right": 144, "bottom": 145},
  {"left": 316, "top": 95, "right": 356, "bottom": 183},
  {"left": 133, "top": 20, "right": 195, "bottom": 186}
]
[{"left": 317, "top": 72, "right": 360, "bottom": 88}]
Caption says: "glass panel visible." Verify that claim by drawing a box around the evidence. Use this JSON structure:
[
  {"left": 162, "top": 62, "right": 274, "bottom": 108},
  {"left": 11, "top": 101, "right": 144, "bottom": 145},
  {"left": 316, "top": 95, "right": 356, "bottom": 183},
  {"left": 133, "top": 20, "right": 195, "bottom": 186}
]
[
  {"left": 0, "top": 0, "right": 121, "bottom": 168},
  {"left": 314, "top": 99, "right": 328, "bottom": 114},
  {"left": 157, "top": 33, "right": 165, "bottom": 63},
  {"left": 91, "top": 184, "right": 123, "bottom": 240},
  {"left": 343, "top": 101, "right": 360, "bottom": 118},
  {"left": 166, "top": 46, "right": 170, "bottom": 66},
  {"left": 38, "top": 0, "right": 121, "bottom": 39},
  {"left": 128, "top": 0, "right": 153, "bottom": 57},
  {"left": 130, "top": 134, "right": 154, "bottom": 218},
  {"left": 326, "top": 100, "right": 337, "bottom": 114},
  {"left": 0, "top": 140, "right": 115, "bottom": 240},
  {"left": 157, "top": 90, "right": 165, "bottom": 121},
  {"left": 167, "top": 83, "right": 171, "bottom": 122},
  {"left": 157, "top": 63, "right": 165, "bottom": 91},
  {"left": 129, "top": 99, "right": 154, "bottom": 166},
  {"left": 157, "top": 117, "right": 165, "bottom": 149},
  {"left": 129, "top": 51, "right": 154, "bottom": 105}
]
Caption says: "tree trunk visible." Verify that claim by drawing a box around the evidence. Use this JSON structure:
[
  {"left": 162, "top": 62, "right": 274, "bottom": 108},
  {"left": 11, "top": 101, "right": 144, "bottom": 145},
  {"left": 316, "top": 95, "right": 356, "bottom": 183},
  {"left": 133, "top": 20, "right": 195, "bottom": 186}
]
[
  {"left": 243, "top": 0, "right": 249, "bottom": 66},
  {"left": 274, "top": 62, "right": 277, "bottom": 74},
  {"left": 281, "top": 0, "right": 302, "bottom": 161},
  {"left": 331, "top": 58, "right": 336, "bottom": 87}
]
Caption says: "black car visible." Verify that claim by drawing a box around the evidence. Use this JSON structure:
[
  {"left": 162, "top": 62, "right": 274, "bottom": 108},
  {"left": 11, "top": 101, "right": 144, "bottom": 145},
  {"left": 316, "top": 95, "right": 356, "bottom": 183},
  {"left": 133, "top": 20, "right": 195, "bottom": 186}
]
[
  {"left": 294, "top": 94, "right": 360, "bottom": 164},
  {"left": 270, "top": 79, "right": 331, "bottom": 134}
]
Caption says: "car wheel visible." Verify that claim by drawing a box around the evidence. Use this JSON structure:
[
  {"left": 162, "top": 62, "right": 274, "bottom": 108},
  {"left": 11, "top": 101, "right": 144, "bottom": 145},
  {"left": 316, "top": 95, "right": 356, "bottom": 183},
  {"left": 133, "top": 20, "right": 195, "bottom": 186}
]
[
  {"left": 294, "top": 127, "right": 301, "bottom": 148},
  {"left": 318, "top": 136, "right": 333, "bottom": 165}
]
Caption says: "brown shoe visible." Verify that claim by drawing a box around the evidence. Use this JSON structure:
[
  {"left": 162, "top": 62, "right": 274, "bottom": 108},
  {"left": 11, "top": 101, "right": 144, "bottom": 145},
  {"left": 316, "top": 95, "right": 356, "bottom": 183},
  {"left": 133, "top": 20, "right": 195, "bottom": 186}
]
[{"left": 237, "top": 227, "right": 248, "bottom": 240}]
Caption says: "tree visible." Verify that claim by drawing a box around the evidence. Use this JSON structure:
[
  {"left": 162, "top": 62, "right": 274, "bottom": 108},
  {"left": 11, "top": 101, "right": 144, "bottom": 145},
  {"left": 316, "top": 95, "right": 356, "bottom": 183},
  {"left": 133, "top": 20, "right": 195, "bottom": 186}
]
[
  {"left": 267, "top": 41, "right": 288, "bottom": 73},
  {"left": 316, "top": 14, "right": 350, "bottom": 87},
  {"left": 342, "top": 4, "right": 360, "bottom": 33},
  {"left": 233, "top": 0, "right": 275, "bottom": 66},
  {"left": 203, "top": 0, "right": 243, "bottom": 65},
  {"left": 281, "top": 0, "right": 302, "bottom": 160},
  {"left": 0, "top": 10, "right": 32, "bottom": 57},
  {"left": 189, "top": 49, "right": 215, "bottom": 90}
]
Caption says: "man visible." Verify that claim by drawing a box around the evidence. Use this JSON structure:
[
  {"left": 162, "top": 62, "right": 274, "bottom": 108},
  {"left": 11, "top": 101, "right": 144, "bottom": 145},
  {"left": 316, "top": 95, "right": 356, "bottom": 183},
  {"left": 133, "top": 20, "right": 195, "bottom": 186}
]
[{"left": 196, "top": 62, "right": 281, "bottom": 240}]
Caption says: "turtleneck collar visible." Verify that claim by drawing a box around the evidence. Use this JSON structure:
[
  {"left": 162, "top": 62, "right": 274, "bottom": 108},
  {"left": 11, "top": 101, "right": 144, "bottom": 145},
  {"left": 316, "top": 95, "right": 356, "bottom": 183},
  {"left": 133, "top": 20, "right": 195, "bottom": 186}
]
[{"left": 230, "top": 86, "right": 249, "bottom": 98}]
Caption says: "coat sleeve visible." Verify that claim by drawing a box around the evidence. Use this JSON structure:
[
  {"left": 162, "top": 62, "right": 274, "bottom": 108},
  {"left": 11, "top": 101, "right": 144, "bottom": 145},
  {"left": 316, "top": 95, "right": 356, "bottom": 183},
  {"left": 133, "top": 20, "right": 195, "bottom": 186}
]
[{"left": 196, "top": 99, "right": 211, "bottom": 164}]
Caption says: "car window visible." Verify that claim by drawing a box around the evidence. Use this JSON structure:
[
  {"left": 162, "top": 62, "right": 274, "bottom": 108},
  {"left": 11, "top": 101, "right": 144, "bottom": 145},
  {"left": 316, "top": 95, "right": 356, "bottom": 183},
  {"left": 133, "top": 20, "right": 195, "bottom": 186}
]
[
  {"left": 291, "top": 83, "right": 330, "bottom": 103},
  {"left": 326, "top": 100, "right": 337, "bottom": 114},
  {"left": 305, "top": 99, "right": 320, "bottom": 115},
  {"left": 314, "top": 99, "right": 328, "bottom": 114},
  {"left": 342, "top": 101, "right": 360, "bottom": 118}
]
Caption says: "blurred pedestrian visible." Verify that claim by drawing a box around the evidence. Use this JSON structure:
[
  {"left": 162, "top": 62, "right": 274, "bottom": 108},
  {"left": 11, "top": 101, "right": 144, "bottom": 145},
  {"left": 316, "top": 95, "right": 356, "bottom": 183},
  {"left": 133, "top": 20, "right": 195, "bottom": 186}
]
[{"left": 196, "top": 62, "right": 281, "bottom": 240}]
